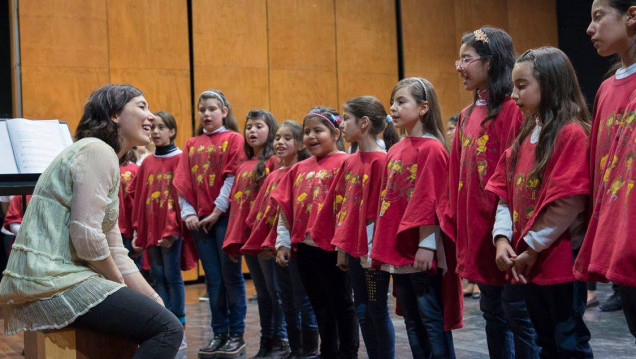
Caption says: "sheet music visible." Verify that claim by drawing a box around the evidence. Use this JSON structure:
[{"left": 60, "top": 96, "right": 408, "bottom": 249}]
[
  {"left": 0, "top": 121, "right": 19, "bottom": 174},
  {"left": 6, "top": 118, "right": 72, "bottom": 174}
]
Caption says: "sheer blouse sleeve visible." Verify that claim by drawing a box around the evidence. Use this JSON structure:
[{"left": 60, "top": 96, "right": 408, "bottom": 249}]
[{"left": 68, "top": 141, "right": 138, "bottom": 274}]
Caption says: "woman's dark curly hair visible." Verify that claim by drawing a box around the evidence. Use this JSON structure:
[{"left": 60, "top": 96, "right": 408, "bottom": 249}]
[{"left": 75, "top": 84, "right": 144, "bottom": 156}]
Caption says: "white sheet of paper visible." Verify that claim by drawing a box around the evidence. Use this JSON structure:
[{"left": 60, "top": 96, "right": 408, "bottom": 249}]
[
  {"left": 6, "top": 118, "right": 72, "bottom": 174},
  {"left": 0, "top": 121, "right": 19, "bottom": 174}
]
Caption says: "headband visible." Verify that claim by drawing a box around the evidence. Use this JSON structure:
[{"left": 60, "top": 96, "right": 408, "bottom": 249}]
[
  {"left": 303, "top": 112, "right": 342, "bottom": 129},
  {"left": 200, "top": 90, "right": 226, "bottom": 108},
  {"left": 413, "top": 77, "right": 428, "bottom": 100},
  {"left": 473, "top": 29, "right": 489, "bottom": 44}
]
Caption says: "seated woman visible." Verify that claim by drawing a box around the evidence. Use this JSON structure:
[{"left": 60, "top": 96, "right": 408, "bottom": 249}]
[{"left": 0, "top": 84, "right": 183, "bottom": 359}]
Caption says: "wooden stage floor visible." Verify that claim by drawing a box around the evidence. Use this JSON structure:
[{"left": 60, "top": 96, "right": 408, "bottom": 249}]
[{"left": 1, "top": 281, "right": 634, "bottom": 358}]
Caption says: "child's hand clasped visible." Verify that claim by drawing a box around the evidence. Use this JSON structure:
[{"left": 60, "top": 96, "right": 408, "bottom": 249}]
[
  {"left": 511, "top": 249, "right": 538, "bottom": 285},
  {"left": 495, "top": 237, "right": 517, "bottom": 271}
]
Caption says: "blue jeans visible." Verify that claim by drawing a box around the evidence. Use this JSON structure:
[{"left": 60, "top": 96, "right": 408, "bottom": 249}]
[
  {"left": 348, "top": 256, "right": 395, "bottom": 359},
  {"left": 147, "top": 240, "right": 186, "bottom": 324},
  {"left": 523, "top": 281, "right": 592, "bottom": 358},
  {"left": 393, "top": 270, "right": 455, "bottom": 359},
  {"left": 193, "top": 216, "right": 246, "bottom": 335},
  {"left": 276, "top": 257, "right": 318, "bottom": 353},
  {"left": 245, "top": 254, "right": 287, "bottom": 341},
  {"left": 478, "top": 283, "right": 539, "bottom": 359}
]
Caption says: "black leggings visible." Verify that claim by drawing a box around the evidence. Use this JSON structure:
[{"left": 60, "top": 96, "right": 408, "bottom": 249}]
[{"left": 72, "top": 287, "right": 183, "bottom": 359}]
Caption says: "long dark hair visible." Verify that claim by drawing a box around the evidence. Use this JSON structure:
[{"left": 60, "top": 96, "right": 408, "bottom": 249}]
[
  {"left": 196, "top": 89, "right": 239, "bottom": 134},
  {"left": 344, "top": 96, "right": 399, "bottom": 151},
  {"left": 461, "top": 26, "right": 516, "bottom": 126},
  {"left": 509, "top": 47, "right": 591, "bottom": 183},
  {"left": 244, "top": 109, "right": 278, "bottom": 187},
  {"left": 75, "top": 84, "right": 143, "bottom": 155},
  {"left": 390, "top": 77, "right": 448, "bottom": 151},
  {"left": 303, "top": 106, "right": 346, "bottom": 151}
]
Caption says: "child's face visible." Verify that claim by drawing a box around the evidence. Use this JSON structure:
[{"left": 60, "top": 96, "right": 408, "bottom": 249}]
[
  {"left": 303, "top": 117, "right": 338, "bottom": 157},
  {"left": 390, "top": 86, "right": 426, "bottom": 131},
  {"left": 511, "top": 62, "right": 541, "bottom": 119},
  {"left": 587, "top": 0, "right": 631, "bottom": 57},
  {"left": 457, "top": 44, "right": 489, "bottom": 91},
  {"left": 151, "top": 117, "right": 175, "bottom": 147},
  {"left": 113, "top": 95, "right": 153, "bottom": 149},
  {"left": 446, "top": 122, "right": 456, "bottom": 141},
  {"left": 340, "top": 110, "right": 362, "bottom": 143},
  {"left": 198, "top": 98, "right": 227, "bottom": 133},
  {"left": 274, "top": 126, "right": 301, "bottom": 164},
  {"left": 245, "top": 118, "right": 270, "bottom": 154}
]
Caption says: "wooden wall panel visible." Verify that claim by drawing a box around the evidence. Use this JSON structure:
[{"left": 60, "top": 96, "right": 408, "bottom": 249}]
[
  {"left": 107, "top": 0, "right": 192, "bottom": 147},
  {"left": 335, "top": 0, "right": 398, "bottom": 111},
  {"left": 507, "top": 0, "right": 559, "bottom": 54},
  {"left": 19, "top": 0, "right": 109, "bottom": 132},
  {"left": 268, "top": 0, "right": 338, "bottom": 121},
  {"left": 401, "top": 0, "right": 461, "bottom": 120},
  {"left": 192, "top": 0, "right": 269, "bottom": 131}
]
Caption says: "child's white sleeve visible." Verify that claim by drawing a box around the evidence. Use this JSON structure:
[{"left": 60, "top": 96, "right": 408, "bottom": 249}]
[
  {"left": 523, "top": 194, "right": 586, "bottom": 252},
  {"left": 418, "top": 225, "right": 440, "bottom": 250},
  {"left": 9, "top": 223, "right": 20, "bottom": 236},
  {"left": 492, "top": 199, "right": 513, "bottom": 245},
  {"left": 214, "top": 176, "right": 235, "bottom": 213},
  {"left": 275, "top": 211, "right": 292, "bottom": 250},
  {"left": 179, "top": 194, "right": 197, "bottom": 220},
  {"left": 366, "top": 222, "right": 375, "bottom": 253}
]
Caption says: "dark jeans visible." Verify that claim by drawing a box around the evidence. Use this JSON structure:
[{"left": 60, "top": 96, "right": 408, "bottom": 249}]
[
  {"left": 393, "top": 270, "right": 455, "bottom": 359},
  {"left": 296, "top": 244, "right": 359, "bottom": 359},
  {"left": 619, "top": 285, "right": 636, "bottom": 339},
  {"left": 347, "top": 255, "right": 395, "bottom": 359},
  {"left": 193, "top": 216, "right": 246, "bottom": 335},
  {"left": 147, "top": 240, "right": 186, "bottom": 324},
  {"left": 276, "top": 256, "right": 318, "bottom": 352},
  {"left": 523, "top": 281, "right": 593, "bottom": 358},
  {"left": 478, "top": 283, "right": 539, "bottom": 359},
  {"left": 72, "top": 287, "right": 183, "bottom": 359},
  {"left": 245, "top": 254, "right": 287, "bottom": 341}
]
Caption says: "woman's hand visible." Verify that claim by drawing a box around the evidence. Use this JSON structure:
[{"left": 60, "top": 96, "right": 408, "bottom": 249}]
[
  {"left": 158, "top": 236, "right": 176, "bottom": 248},
  {"left": 413, "top": 247, "right": 435, "bottom": 271},
  {"left": 185, "top": 215, "right": 200, "bottom": 231},
  {"left": 511, "top": 249, "right": 538, "bottom": 284},
  {"left": 276, "top": 247, "right": 291, "bottom": 267},
  {"left": 495, "top": 237, "right": 517, "bottom": 271}
]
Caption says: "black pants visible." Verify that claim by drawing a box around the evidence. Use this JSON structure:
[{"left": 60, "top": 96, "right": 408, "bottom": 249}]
[
  {"left": 523, "top": 282, "right": 592, "bottom": 359},
  {"left": 296, "top": 243, "right": 359, "bottom": 359},
  {"left": 72, "top": 287, "right": 183, "bottom": 359},
  {"left": 619, "top": 285, "right": 636, "bottom": 339}
]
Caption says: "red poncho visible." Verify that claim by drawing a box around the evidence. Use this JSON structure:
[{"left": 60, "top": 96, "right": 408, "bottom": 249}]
[
  {"left": 223, "top": 156, "right": 280, "bottom": 257},
  {"left": 370, "top": 137, "right": 462, "bottom": 331},
  {"left": 443, "top": 100, "right": 523, "bottom": 285},
  {"left": 3, "top": 195, "right": 31, "bottom": 232},
  {"left": 487, "top": 123, "right": 590, "bottom": 285},
  {"left": 270, "top": 152, "right": 348, "bottom": 250},
  {"left": 575, "top": 74, "right": 636, "bottom": 286},
  {"left": 131, "top": 152, "right": 198, "bottom": 271},
  {"left": 241, "top": 167, "right": 289, "bottom": 255},
  {"left": 311, "top": 151, "right": 385, "bottom": 257},
  {"left": 173, "top": 132, "right": 246, "bottom": 217},
  {"left": 118, "top": 162, "right": 139, "bottom": 238}
]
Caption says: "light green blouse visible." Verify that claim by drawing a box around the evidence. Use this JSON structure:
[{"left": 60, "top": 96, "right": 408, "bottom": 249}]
[{"left": 0, "top": 138, "right": 139, "bottom": 334}]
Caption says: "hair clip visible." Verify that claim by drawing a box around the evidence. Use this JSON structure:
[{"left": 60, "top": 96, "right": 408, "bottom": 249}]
[
  {"left": 329, "top": 114, "right": 343, "bottom": 125},
  {"left": 473, "top": 29, "right": 489, "bottom": 44},
  {"left": 385, "top": 115, "right": 393, "bottom": 124}
]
